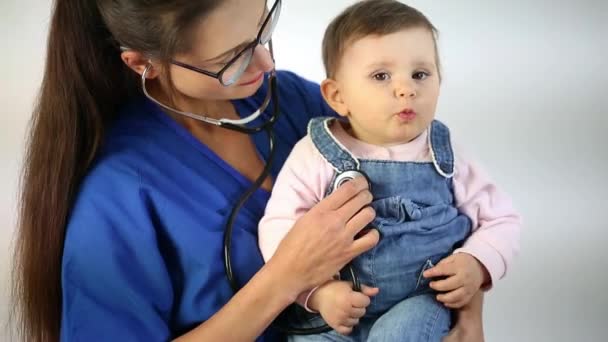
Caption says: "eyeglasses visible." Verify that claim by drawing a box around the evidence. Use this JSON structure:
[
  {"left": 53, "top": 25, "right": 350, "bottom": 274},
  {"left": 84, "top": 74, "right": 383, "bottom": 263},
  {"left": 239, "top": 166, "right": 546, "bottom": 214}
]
[{"left": 171, "top": 0, "right": 282, "bottom": 87}]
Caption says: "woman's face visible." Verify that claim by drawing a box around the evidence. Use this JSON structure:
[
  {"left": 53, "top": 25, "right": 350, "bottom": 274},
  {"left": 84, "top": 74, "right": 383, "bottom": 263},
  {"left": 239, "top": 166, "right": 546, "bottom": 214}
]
[{"left": 166, "top": 0, "right": 275, "bottom": 104}]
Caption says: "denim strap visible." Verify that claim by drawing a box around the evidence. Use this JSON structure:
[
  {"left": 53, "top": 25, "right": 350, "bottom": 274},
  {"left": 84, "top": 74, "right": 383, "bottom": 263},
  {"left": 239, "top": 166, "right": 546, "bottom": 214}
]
[
  {"left": 429, "top": 120, "right": 455, "bottom": 178},
  {"left": 308, "top": 117, "right": 359, "bottom": 172}
]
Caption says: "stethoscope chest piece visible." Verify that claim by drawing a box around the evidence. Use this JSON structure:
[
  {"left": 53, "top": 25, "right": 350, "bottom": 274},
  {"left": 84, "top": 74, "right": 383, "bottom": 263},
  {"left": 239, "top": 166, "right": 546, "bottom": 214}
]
[{"left": 331, "top": 169, "right": 372, "bottom": 194}]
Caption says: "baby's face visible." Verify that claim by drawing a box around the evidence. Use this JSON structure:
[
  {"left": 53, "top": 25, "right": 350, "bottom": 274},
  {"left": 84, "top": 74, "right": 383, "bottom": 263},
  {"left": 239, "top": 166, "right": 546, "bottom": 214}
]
[{"left": 335, "top": 27, "right": 440, "bottom": 145}]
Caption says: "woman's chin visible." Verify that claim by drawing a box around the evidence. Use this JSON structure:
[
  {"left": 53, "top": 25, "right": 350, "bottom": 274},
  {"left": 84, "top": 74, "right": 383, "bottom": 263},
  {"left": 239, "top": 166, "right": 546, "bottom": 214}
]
[{"left": 231, "top": 83, "right": 264, "bottom": 99}]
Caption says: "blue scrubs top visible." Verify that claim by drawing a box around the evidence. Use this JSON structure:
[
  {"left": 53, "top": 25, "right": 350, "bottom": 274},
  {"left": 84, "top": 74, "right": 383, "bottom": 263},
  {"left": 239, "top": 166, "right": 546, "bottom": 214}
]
[{"left": 60, "top": 71, "right": 334, "bottom": 341}]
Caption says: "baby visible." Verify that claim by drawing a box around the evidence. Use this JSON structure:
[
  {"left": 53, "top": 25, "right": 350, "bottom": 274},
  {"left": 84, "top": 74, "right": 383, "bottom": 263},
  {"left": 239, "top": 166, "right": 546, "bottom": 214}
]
[{"left": 259, "top": 1, "right": 521, "bottom": 341}]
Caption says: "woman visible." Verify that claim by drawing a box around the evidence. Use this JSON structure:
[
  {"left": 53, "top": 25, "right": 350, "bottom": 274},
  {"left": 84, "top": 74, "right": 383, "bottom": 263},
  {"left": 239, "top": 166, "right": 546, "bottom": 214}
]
[{"left": 13, "top": 0, "right": 485, "bottom": 341}]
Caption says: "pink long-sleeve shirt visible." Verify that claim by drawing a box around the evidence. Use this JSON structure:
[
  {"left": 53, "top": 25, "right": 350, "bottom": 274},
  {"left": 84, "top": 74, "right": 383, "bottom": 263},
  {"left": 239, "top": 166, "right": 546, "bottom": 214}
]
[{"left": 259, "top": 119, "right": 521, "bottom": 289}]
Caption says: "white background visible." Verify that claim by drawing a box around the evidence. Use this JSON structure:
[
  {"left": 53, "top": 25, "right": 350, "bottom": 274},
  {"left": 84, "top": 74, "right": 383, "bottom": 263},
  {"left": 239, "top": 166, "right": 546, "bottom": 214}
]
[{"left": 1, "top": 0, "right": 607, "bottom": 341}]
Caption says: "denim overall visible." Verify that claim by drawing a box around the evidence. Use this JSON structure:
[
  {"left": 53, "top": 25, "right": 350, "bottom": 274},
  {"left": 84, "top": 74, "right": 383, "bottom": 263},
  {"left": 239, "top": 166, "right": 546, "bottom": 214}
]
[{"left": 290, "top": 117, "right": 472, "bottom": 342}]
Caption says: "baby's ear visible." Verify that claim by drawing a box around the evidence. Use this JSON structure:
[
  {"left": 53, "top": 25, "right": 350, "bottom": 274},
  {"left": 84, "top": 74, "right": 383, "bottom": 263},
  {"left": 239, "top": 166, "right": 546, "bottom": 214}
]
[{"left": 320, "top": 79, "right": 349, "bottom": 117}]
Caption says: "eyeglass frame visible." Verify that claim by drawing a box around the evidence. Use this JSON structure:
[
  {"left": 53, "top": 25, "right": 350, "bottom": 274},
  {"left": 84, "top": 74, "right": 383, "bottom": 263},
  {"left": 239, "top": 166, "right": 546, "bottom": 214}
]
[{"left": 170, "top": 0, "right": 281, "bottom": 87}]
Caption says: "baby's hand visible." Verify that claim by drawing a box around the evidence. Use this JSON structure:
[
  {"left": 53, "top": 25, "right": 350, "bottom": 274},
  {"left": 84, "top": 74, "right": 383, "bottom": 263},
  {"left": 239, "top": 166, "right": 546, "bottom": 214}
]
[
  {"left": 423, "top": 253, "right": 490, "bottom": 309},
  {"left": 308, "top": 280, "right": 379, "bottom": 335}
]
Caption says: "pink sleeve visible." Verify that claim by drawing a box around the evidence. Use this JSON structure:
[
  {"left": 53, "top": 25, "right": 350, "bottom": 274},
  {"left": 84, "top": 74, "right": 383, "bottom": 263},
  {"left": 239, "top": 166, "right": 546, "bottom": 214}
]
[
  {"left": 452, "top": 146, "right": 522, "bottom": 289},
  {"left": 258, "top": 135, "right": 334, "bottom": 263}
]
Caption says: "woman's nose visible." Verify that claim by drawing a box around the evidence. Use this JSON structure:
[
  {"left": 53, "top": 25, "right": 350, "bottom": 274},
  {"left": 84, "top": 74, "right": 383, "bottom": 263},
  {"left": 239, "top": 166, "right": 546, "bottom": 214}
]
[{"left": 247, "top": 44, "right": 274, "bottom": 73}]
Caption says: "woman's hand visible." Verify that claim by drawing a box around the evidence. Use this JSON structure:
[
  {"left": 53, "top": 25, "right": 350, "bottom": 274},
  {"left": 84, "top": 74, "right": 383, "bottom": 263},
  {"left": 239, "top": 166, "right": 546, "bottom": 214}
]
[{"left": 268, "top": 177, "right": 379, "bottom": 296}]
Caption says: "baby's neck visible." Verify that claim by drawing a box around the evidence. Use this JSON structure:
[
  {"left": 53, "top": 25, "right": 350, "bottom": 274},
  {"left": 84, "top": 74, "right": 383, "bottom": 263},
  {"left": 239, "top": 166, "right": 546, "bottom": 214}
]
[{"left": 340, "top": 120, "right": 420, "bottom": 147}]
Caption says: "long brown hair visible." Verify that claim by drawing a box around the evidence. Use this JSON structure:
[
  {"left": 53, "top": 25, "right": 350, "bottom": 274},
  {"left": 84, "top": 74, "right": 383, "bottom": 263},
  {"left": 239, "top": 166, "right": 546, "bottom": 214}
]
[{"left": 12, "top": 0, "right": 220, "bottom": 341}]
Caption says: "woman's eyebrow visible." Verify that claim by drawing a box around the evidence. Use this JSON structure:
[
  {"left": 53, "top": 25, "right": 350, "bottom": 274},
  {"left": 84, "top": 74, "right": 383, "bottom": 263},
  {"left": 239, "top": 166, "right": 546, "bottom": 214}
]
[
  {"left": 205, "top": 3, "right": 269, "bottom": 62},
  {"left": 207, "top": 41, "right": 251, "bottom": 62}
]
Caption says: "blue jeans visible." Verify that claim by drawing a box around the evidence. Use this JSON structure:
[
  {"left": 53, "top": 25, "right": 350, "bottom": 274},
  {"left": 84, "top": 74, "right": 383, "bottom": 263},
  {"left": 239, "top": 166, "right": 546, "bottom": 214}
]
[{"left": 289, "top": 293, "right": 451, "bottom": 342}]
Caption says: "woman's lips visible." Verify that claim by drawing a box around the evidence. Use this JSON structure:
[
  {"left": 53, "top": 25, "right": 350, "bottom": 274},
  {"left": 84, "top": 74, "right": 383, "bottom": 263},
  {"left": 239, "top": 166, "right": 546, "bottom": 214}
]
[{"left": 238, "top": 72, "right": 264, "bottom": 86}]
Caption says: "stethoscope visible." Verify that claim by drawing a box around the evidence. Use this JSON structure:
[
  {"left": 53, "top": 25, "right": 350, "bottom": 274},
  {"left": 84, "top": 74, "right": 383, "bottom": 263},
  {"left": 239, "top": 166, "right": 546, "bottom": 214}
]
[{"left": 141, "top": 42, "right": 369, "bottom": 335}]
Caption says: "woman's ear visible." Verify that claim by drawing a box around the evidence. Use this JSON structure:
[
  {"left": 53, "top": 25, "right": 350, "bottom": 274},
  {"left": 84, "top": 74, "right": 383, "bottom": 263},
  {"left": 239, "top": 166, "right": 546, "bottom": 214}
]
[
  {"left": 320, "top": 78, "right": 349, "bottom": 117},
  {"left": 120, "top": 50, "right": 160, "bottom": 79}
]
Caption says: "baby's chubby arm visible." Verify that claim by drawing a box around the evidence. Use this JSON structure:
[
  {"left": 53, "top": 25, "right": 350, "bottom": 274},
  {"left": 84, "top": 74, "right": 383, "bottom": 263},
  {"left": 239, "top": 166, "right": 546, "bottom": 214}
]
[
  {"left": 424, "top": 144, "right": 521, "bottom": 307},
  {"left": 258, "top": 135, "right": 335, "bottom": 262}
]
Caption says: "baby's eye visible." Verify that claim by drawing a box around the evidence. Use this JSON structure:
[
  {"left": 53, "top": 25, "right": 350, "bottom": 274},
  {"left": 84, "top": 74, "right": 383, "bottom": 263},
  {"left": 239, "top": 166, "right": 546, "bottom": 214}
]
[
  {"left": 372, "top": 72, "right": 391, "bottom": 81},
  {"left": 413, "top": 71, "right": 430, "bottom": 80}
]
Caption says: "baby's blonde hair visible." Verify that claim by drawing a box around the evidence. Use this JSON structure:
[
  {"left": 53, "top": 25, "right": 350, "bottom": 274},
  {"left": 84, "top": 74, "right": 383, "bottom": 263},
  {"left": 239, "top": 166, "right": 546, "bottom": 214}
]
[{"left": 322, "top": 0, "right": 441, "bottom": 80}]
